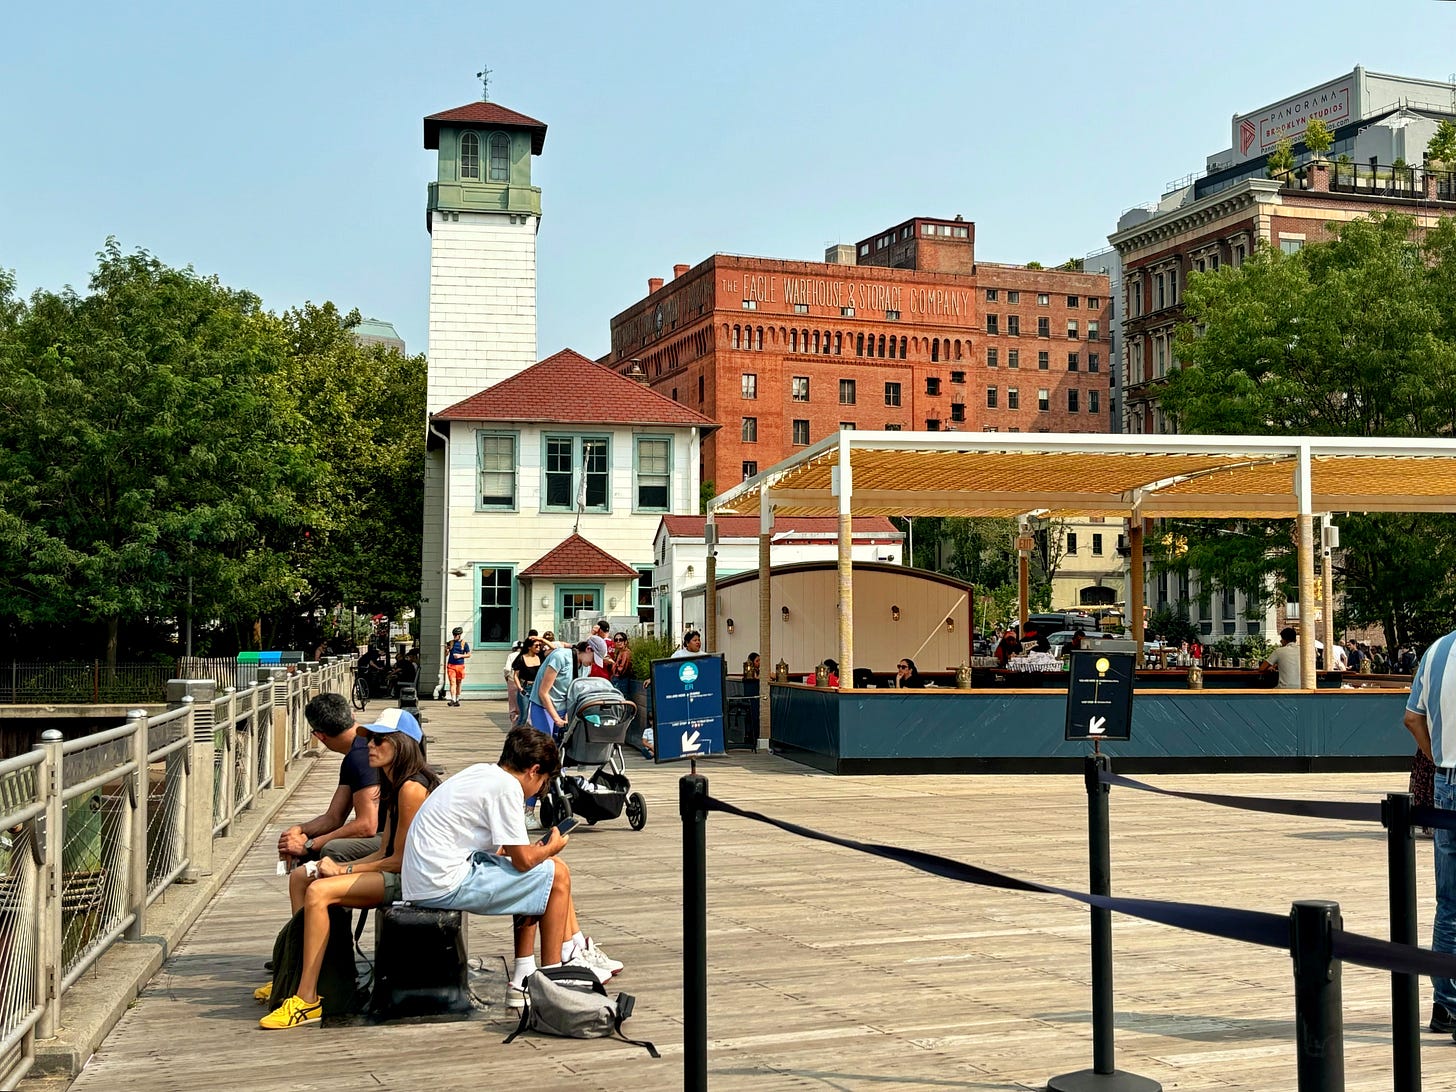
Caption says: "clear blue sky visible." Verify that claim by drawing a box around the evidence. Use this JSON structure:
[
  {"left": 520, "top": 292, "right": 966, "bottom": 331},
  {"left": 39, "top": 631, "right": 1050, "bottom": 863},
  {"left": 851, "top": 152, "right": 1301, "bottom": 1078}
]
[{"left": 3, "top": 1, "right": 1455, "bottom": 361}]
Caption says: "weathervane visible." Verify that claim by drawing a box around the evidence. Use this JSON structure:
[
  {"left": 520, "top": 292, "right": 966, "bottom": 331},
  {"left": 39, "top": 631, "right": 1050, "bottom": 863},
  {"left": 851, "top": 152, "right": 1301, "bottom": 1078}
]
[{"left": 476, "top": 65, "right": 492, "bottom": 102}]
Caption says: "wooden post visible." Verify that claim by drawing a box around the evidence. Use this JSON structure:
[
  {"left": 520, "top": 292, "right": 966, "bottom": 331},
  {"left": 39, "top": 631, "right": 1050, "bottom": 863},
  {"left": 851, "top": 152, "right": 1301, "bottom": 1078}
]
[
  {"left": 1321, "top": 516, "right": 1336, "bottom": 674},
  {"left": 1129, "top": 521, "right": 1145, "bottom": 667},
  {"left": 836, "top": 437, "right": 853, "bottom": 690},
  {"left": 758, "top": 497, "right": 773, "bottom": 746},
  {"left": 1298, "top": 514, "right": 1318, "bottom": 689},
  {"left": 705, "top": 513, "right": 718, "bottom": 654}
]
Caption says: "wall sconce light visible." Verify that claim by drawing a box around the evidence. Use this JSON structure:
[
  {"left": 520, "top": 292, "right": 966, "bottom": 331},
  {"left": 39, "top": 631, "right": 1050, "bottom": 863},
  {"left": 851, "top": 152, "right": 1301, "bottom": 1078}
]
[
  {"left": 726, "top": 618, "right": 735, "bottom": 634},
  {"left": 540, "top": 596, "right": 550, "bottom": 609},
  {"left": 450, "top": 568, "right": 467, "bottom": 578},
  {"left": 781, "top": 605, "right": 790, "bottom": 618},
  {"left": 685, "top": 564, "right": 695, "bottom": 577},
  {"left": 945, "top": 616, "right": 955, "bottom": 632},
  {"left": 891, "top": 605, "right": 901, "bottom": 621}
]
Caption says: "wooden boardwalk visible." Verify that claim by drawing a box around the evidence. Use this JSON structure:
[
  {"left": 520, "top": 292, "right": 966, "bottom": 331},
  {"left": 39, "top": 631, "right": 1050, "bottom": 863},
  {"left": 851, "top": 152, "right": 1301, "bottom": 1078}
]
[{"left": 50, "top": 703, "right": 1445, "bottom": 1091}]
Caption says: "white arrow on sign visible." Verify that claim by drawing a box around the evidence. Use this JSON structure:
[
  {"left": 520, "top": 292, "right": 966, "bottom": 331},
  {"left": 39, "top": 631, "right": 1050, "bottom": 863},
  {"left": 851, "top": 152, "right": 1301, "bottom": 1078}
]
[
  {"left": 681, "top": 730, "right": 703, "bottom": 755},
  {"left": 1088, "top": 716, "right": 1107, "bottom": 736}
]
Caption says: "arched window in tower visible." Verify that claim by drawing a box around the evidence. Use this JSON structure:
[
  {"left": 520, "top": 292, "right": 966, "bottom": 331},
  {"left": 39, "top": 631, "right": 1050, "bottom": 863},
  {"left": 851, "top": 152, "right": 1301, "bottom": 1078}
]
[
  {"left": 878, "top": 335, "right": 886, "bottom": 357},
  {"left": 813, "top": 331, "right": 821, "bottom": 353},
  {"left": 931, "top": 339, "right": 939, "bottom": 363},
  {"left": 732, "top": 325, "right": 741, "bottom": 349},
  {"left": 834, "top": 332, "right": 842, "bottom": 355},
  {"left": 791, "top": 330, "right": 798, "bottom": 352},
  {"left": 460, "top": 132, "right": 480, "bottom": 179},
  {"left": 755, "top": 326, "right": 763, "bottom": 350},
  {"left": 900, "top": 336, "right": 907, "bottom": 359},
  {"left": 888, "top": 336, "right": 896, "bottom": 359},
  {"left": 489, "top": 132, "right": 510, "bottom": 181},
  {"left": 954, "top": 340, "right": 963, "bottom": 360},
  {"left": 856, "top": 333, "right": 865, "bottom": 357},
  {"left": 822, "top": 330, "right": 830, "bottom": 354}
]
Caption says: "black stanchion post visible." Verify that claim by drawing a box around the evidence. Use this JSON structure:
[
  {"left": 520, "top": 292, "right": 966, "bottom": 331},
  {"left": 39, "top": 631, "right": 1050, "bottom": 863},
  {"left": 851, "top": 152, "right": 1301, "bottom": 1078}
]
[
  {"left": 681, "top": 774, "right": 709, "bottom": 1092},
  {"left": 1382, "top": 792, "right": 1420, "bottom": 1092},
  {"left": 1291, "top": 900, "right": 1345, "bottom": 1092},
  {"left": 1048, "top": 754, "right": 1161, "bottom": 1092}
]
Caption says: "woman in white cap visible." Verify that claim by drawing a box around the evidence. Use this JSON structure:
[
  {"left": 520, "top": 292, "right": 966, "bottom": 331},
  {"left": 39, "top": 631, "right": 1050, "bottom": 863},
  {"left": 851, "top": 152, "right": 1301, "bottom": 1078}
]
[{"left": 260, "top": 709, "right": 439, "bottom": 1029}]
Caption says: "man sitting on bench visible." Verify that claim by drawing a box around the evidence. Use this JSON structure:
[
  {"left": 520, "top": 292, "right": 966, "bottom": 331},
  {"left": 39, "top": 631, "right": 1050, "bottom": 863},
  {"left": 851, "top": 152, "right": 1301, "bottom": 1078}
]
[
  {"left": 277, "top": 693, "right": 380, "bottom": 868},
  {"left": 401, "top": 727, "right": 623, "bottom": 1007}
]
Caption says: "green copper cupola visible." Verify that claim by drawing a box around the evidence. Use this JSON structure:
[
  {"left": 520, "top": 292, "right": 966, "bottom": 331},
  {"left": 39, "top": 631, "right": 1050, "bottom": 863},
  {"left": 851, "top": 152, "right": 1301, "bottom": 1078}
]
[{"left": 422, "top": 102, "right": 547, "bottom": 228}]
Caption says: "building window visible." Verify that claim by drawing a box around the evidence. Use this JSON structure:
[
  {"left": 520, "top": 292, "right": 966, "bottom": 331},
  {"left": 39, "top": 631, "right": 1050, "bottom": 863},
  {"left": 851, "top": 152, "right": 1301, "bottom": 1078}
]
[
  {"left": 1155, "top": 272, "right": 1166, "bottom": 310},
  {"left": 858, "top": 243, "right": 869, "bottom": 257},
  {"left": 477, "top": 432, "right": 517, "bottom": 509},
  {"left": 460, "top": 132, "right": 481, "bottom": 179},
  {"left": 985, "top": 288, "right": 999, "bottom": 301},
  {"left": 1067, "top": 532, "right": 1078, "bottom": 554},
  {"left": 1280, "top": 236, "right": 1304, "bottom": 255},
  {"left": 885, "top": 381, "right": 901, "bottom": 406},
  {"left": 1067, "top": 320, "right": 1079, "bottom": 340},
  {"left": 931, "top": 340, "right": 940, "bottom": 362},
  {"left": 1037, "top": 351, "right": 1049, "bottom": 370},
  {"left": 545, "top": 435, "right": 611, "bottom": 512},
  {"left": 735, "top": 460, "right": 756, "bottom": 482},
  {"left": 986, "top": 348, "right": 998, "bottom": 368},
  {"left": 1234, "top": 242, "right": 1247, "bottom": 265},
  {"left": 839, "top": 421, "right": 856, "bottom": 431},
  {"left": 741, "top": 373, "right": 757, "bottom": 399},
  {"left": 698, "top": 375, "right": 704, "bottom": 401},
  {"left": 953, "top": 225, "right": 969, "bottom": 238},
  {"left": 856, "top": 333, "right": 865, "bottom": 356},
  {"left": 1089, "top": 297, "right": 1100, "bottom": 309},
  {"left": 926, "top": 376, "right": 941, "bottom": 395},
  {"left": 951, "top": 370, "right": 965, "bottom": 384},
  {"left": 790, "top": 330, "right": 799, "bottom": 352},
  {"left": 792, "top": 376, "right": 809, "bottom": 401},
  {"left": 885, "top": 423, "right": 902, "bottom": 431},
  {"left": 1038, "top": 389, "right": 1050, "bottom": 412},
  {"left": 926, "top": 418, "right": 941, "bottom": 431},
  {"left": 1092, "top": 533, "right": 1103, "bottom": 556},
  {"left": 742, "top": 299, "right": 758, "bottom": 310},
  {"left": 1037, "top": 317, "right": 1050, "bottom": 338},
  {"left": 1089, "top": 390, "right": 1101, "bottom": 414},
  {"left": 1007, "top": 349, "right": 1019, "bottom": 369},
  {"left": 1068, "top": 389, "right": 1080, "bottom": 413},
  {"left": 741, "top": 417, "right": 757, "bottom": 442},
  {"left": 985, "top": 314, "right": 999, "bottom": 335},
  {"left": 633, "top": 566, "right": 655, "bottom": 625},
  {"left": 794, "top": 303, "right": 809, "bottom": 314},
  {"left": 839, "top": 379, "right": 856, "bottom": 405},
  {"left": 887, "top": 336, "right": 895, "bottom": 359},
  {"left": 986, "top": 386, "right": 998, "bottom": 408},
  {"left": 841, "top": 306, "right": 855, "bottom": 317},
  {"left": 1088, "top": 353, "right": 1100, "bottom": 373},
  {"left": 477, "top": 566, "right": 514, "bottom": 645},
  {"left": 1068, "top": 352, "right": 1079, "bottom": 371},
  {"left": 1007, "top": 388, "right": 1019, "bottom": 409},
  {"left": 1007, "top": 315, "right": 1020, "bottom": 336},
  {"left": 886, "top": 309, "right": 901, "bottom": 320},
  {"left": 1008, "top": 291, "right": 1020, "bottom": 304},
  {"left": 1067, "top": 295, "right": 1079, "bottom": 308},
  {"left": 1088, "top": 321, "right": 1100, "bottom": 341},
  {"left": 489, "top": 132, "right": 509, "bottom": 181},
  {"left": 792, "top": 419, "right": 810, "bottom": 445},
  {"left": 950, "top": 403, "right": 965, "bottom": 422},
  {"left": 1037, "top": 293, "right": 1049, "bottom": 306}
]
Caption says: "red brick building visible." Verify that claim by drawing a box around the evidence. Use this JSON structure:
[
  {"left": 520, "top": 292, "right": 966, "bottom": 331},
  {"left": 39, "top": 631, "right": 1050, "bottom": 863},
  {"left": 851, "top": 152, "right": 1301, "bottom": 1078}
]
[{"left": 602, "top": 217, "right": 1113, "bottom": 489}]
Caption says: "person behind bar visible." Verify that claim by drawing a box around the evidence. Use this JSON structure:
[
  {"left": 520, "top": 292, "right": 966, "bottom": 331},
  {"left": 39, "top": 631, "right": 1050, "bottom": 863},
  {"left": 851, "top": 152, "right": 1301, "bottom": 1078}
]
[{"left": 1260, "top": 627, "right": 1301, "bottom": 689}]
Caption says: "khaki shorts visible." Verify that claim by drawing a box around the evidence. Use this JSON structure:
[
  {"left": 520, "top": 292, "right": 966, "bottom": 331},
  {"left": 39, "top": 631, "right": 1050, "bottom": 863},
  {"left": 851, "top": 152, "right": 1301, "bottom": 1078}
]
[{"left": 382, "top": 871, "right": 401, "bottom": 904}]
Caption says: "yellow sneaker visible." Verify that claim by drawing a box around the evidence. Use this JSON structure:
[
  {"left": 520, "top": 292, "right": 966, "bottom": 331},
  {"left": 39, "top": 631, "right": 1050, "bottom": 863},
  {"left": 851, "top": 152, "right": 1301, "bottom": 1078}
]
[
  {"left": 253, "top": 982, "right": 272, "bottom": 1004},
  {"left": 258, "top": 994, "right": 322, "bottom": 1030}
]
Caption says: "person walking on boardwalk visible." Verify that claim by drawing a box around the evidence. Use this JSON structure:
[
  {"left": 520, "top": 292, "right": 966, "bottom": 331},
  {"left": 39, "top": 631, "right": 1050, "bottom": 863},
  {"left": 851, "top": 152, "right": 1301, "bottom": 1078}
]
[{"left": 1403, "top": 629, "right": 1456, "bottom": 1034}]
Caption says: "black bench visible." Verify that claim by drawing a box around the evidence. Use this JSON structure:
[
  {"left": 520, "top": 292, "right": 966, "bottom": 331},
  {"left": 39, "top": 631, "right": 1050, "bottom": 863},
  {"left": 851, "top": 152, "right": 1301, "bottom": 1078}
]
[{"left": 369, "top": 903, "right": 474, "bottom": 1020}]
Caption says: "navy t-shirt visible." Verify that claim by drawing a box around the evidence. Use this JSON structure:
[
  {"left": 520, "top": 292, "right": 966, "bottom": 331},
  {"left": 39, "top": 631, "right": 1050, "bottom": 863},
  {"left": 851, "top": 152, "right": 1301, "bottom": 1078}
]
[{"left": 339, "top": 734, "right": 380, "bottom": 793}]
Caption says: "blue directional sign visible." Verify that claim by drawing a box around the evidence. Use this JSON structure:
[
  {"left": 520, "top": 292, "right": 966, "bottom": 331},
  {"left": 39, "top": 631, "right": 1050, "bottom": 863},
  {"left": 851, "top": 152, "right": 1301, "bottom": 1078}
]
[
  {"left": 650, "top": 654, "right": 726, "bottom": 763},
  {"left": 1064, "top": 650, "right": 1136, "bottom": 742}
]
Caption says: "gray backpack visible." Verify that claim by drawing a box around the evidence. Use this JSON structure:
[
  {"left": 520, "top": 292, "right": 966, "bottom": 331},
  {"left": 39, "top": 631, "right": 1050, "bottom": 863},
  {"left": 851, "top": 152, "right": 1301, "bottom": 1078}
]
[{"left": 504, "top": 965, "right": 658, "bottom": 1057}]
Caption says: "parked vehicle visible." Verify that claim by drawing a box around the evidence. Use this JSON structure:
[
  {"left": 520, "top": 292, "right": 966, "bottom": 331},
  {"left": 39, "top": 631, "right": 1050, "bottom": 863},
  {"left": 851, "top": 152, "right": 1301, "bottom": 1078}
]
[{"left": 1020, "top": 612, "right": 1097, "bottom": 645}]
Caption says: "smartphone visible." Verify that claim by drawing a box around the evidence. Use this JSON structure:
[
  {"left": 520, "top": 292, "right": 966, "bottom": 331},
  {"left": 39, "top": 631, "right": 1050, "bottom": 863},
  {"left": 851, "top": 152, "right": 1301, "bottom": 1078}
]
[{"left": 540, "top": 816, "right": 578, "bottom": 844}]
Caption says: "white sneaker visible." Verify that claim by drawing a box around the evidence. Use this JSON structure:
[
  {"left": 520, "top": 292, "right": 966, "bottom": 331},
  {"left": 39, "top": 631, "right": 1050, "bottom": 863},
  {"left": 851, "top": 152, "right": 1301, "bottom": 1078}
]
[
  {"left": 565, "top": 951, "right": 612, "bottom": 985},
  {"left": 507, "top": 981, "right": 527, "bottom": 1009},
  {"left": 582, "top": 937, "right": 623, "bottom": 975},
  {"left": 524, "top": 810, "right": 543, "bottom": 833}
]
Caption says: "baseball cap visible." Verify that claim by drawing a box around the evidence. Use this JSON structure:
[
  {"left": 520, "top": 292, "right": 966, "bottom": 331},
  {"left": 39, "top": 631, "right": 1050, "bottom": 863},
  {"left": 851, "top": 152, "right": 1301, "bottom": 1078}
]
[
  {"left": 365, "top": 707, "right": 423, "bottom": 743},
  {"left": 587, "top": 634, "right": 610, "bottom": 666},
  {"left": 452, "top": 626, "right": 463, "bottom": 636}
]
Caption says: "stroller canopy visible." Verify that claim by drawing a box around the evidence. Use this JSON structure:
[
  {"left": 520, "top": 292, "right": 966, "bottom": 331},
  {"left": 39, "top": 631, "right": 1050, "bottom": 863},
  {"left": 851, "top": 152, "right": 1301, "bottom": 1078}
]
[{"left": 564, "top": 676, "right": 624, "bottom": 721}]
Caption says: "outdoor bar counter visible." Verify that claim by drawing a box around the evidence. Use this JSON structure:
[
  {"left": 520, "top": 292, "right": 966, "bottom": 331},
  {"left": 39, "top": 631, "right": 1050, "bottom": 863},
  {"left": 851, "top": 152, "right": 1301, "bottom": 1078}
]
[{"left": 766, "top": 679, "right": 1415, "bottom": 775}]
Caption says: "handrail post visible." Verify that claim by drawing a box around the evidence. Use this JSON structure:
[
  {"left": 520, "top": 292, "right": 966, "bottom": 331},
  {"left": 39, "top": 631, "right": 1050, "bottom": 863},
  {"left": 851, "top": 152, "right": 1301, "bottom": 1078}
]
[
  {"left": 1382, "top": 792, "right": 1420, "bottom": 1092},
  {"left": 681, "top": 774, "right": 709, "bottom": 1092},
  {"left": 1291, "top": 899, "right": 1345, "bottom": 1092},
  {"left": 124, "top": 709, "right": 149, "bottom": 940},
  {"left": 173, "top": 680, "right": 216, "bottom": 880},
  {"left": 174, "top": 695, "right": 193, "bottom": 881},
  {"left": 1049, "top": 754, "right": 1161, "bottom": 1091},
  {"left": 35, "top": 730, "right": 64, "bottom": 1039}
]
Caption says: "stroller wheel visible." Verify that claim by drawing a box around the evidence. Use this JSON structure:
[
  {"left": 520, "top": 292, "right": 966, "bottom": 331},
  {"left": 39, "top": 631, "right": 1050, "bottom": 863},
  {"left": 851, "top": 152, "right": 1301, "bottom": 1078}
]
[{"left": 626, "top": 792, "right": 647, "bottom": 831}]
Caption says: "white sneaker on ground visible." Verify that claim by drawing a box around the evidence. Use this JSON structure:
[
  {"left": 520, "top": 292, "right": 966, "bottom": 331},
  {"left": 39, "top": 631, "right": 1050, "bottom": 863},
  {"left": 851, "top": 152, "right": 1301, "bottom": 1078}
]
[
  {"left": 507, "top": 981, "right": 527, "bottom": 1009},
  {"left": 565, "top": 951, "right": 612, "bottom": 985},
  {"left": 581, "top": 937, "right": 623, "bottom": 975},
  {"left": 523, "top": 810, "right": 543, "bottom": 833}
]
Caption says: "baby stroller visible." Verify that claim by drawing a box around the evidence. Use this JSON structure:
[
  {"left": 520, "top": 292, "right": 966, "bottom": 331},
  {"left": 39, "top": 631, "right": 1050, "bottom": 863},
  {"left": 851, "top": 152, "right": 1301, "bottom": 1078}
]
[{"left": 540, "top": 677, "right": 647, "bottom": 832}]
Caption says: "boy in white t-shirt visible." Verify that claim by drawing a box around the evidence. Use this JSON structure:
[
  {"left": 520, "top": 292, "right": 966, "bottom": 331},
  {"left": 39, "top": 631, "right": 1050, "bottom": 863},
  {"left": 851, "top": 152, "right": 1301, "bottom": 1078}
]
[{"left": 401, "top": 727, "right": 622, "bottom": 1005}]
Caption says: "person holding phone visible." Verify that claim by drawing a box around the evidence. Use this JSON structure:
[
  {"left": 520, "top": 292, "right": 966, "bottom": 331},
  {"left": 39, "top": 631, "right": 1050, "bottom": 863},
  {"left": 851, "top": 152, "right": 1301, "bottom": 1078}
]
[{"left": 401, "top": 728, "right": 623, "bottom": 1007}]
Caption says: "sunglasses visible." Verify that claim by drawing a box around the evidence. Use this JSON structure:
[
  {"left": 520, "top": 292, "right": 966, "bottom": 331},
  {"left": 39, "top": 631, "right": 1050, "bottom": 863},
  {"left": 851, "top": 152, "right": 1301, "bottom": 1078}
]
[
  {"left": 360, "top": 731, "right": 394, "bottom": 746},
  {"left": 897, "top": 663, "right": 909, "bottom": 669}
]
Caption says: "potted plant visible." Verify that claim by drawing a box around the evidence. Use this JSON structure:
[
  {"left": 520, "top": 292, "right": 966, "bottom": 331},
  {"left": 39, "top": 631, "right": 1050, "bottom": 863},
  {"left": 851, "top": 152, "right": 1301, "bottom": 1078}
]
[
  {"left": 1303, "top": 118, "right": 1334, "bottom": 161},
  {"left": 1266, "top": 138, "right": 1296, "bottom": 181},
  {"left": 626, "top": 632, "right": 676, "bottom": 738}
]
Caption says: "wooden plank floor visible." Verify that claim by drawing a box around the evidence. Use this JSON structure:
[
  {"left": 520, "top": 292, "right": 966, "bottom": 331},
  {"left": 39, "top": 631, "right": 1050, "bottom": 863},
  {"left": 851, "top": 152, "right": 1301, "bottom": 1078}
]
[{"left": 55, "top": 702, "right": 1450, "bottom": 1090}]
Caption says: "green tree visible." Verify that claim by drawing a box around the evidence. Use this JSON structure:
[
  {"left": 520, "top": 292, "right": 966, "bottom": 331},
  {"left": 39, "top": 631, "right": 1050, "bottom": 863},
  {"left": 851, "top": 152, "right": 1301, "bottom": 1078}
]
[
  {"left": 1427, "top": 118, "right": 1456, "bottom": 167},
  {"left": 0, "top": 242, "right": 317, "bottom": 667},
  {"left": 1158, "top": 213, "right": 1456, "bottom": 648},
  {"left": 1267, "top": 137, "right": 1296, "bottom": 178},
  {"left": 1303, "top": 118, "right": 1333, "bottom": 159}
]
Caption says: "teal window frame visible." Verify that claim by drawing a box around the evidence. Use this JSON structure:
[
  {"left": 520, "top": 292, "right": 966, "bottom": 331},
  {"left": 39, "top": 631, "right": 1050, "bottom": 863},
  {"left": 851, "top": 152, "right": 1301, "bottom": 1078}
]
[
  {"left": 474, "top": 564, "right": 517, "bottom": 649},
  {"left": 476, "top": 430, "right": 519, "bottom": 511},
  {"left": 460, "top": 131, "right": 481, "bottom": 180},
  {"left": 541, "top": 434, "right": 612, "bottom": 514},
  {"left": 488, "top": 131, "right": 510, "bottom": 182},
  {"left": 555, "top": 585, "right": 603, "bottom": 629},
  {"left": 633, "top": 434, "right": 672, "bottom": 513}
]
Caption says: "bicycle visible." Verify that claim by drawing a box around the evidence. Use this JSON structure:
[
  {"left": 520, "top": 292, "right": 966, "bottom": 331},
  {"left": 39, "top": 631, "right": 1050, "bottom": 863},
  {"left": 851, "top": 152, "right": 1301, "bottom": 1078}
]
[{"left": 351, "top": 672, "right": 369, "bottom": 712}]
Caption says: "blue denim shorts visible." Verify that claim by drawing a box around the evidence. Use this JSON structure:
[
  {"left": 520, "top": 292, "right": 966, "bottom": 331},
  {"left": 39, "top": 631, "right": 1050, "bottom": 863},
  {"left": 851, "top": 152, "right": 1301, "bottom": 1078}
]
[{"left": 416, "top": 852, "right": 555, "bottom": 917}]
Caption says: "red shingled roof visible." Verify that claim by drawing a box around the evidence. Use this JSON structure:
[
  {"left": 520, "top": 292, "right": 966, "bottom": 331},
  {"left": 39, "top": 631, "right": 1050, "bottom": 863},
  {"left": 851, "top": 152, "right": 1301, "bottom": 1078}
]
[
  {"left": 424, "top": 102, "right": 547, "bottom": 154},
  {"left": 519, "top": 534, "right": 640, "bottom": 579},
  {"left": 659, "top": 515, "right": 901, "bottom": 540},
  {"left": 435, "top": 349, "right": 718, "bottom": 429}
]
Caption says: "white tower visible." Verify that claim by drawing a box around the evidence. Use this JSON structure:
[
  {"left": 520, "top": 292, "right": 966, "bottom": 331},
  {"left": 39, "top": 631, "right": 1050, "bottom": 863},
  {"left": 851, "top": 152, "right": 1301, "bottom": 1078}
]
[{"left": 419, "top": 100, "right": 547, "bottom": 692}]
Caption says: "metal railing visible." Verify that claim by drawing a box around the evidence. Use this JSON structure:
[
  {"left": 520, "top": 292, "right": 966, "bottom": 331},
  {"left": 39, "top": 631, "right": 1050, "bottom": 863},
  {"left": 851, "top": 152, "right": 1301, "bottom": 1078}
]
[
  {"left": 1, "top": 659, "right": 241, "bottom": 706},
  {"left": 0, "top": 656, "right": 353, "bottom": 1087}
]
